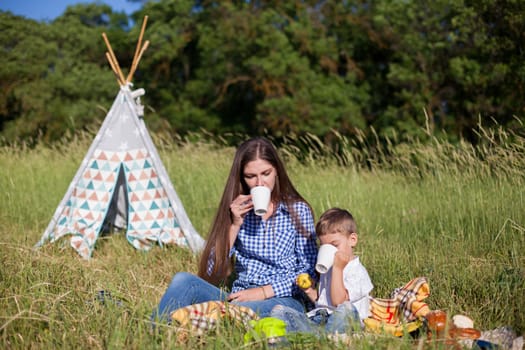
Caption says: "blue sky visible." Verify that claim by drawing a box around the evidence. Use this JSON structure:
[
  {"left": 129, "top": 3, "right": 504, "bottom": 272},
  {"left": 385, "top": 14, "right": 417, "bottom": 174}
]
[{"left": 1, "top": 0, "right": 143, "bottom": 21}]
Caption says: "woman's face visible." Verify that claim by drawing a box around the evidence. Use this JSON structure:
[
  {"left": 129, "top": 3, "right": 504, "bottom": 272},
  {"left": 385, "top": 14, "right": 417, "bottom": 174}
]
[{"left": 243, "top": 159, "right": 277, "bottom": 191}]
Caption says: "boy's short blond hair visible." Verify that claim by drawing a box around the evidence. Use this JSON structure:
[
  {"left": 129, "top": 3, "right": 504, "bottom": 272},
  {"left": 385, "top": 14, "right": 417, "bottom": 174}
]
[{"left": 315, "top": 208, "right": 357, "bottom": 237}]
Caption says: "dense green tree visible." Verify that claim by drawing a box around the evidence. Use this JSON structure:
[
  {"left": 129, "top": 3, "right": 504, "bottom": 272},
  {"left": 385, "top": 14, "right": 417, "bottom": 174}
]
[
  {"left": 340, "top": 0, "right": 525, "bottom": 141},
  {"left": 1, "top": 14, "right": 55, "bottom": 141},
  {"left": 132, "top": 0, "right": 217, "bottom": 133},
  {"left": 447, "top": 0, "right": 525, "bottom": 139},
  {"left": 372, "top": 0, "right": 458, "bottom": 139},
  {"left": 0, "top": 5, "right": 131, "bottom": 143},
  {"left": 138, "top": 1, "right": 369, "bottom": 137}
]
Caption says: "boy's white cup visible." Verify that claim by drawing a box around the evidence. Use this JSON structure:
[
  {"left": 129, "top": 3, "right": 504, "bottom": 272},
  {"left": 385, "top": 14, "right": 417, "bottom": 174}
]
[
  {"left": 250, "top": 186, "right": 271, "bottom": 216},
  {"left": 315, "top": 244, "right": 338, "bottom": 273}
]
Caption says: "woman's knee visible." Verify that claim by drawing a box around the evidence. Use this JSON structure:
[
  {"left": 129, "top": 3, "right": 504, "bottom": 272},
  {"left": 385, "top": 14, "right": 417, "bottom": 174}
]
[{"left": 169, "top": 272, "right": 197, "bottom": 288}]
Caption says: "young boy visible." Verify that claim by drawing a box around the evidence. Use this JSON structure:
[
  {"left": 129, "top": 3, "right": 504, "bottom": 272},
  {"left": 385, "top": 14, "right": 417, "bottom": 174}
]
[{"left": 270, "top": 208, "right": 373, "bottom": 336}]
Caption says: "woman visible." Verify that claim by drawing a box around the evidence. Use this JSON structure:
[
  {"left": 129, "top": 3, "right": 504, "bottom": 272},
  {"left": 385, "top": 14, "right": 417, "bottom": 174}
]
[{"left": 153, "top": 137, "right": 318, "bottom": 321}]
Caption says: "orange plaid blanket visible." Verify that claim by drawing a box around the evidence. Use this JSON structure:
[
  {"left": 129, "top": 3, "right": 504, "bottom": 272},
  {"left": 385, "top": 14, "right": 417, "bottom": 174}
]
[
  {"left": 364, "top": 277, "right": 431, "bottom": 336},
  {"left": 169, "top": 301, "right": 259, "bottom": 341}
]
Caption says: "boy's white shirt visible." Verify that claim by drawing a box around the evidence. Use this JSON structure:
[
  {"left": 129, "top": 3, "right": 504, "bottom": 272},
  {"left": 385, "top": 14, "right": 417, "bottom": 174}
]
[{"left": 307, "top": 256, "right": 373, "bottom": 321}]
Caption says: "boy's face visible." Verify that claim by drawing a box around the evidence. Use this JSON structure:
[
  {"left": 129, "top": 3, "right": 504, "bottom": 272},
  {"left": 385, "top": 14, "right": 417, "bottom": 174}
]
[{"left": 318, "top": 230, "right": 357, "bottom": 256}]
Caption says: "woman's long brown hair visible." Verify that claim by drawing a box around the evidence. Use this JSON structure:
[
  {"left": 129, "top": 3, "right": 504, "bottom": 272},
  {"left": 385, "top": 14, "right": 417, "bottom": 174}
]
[{"left": 197, "top": 137, "right": 313, "bottom": 285}]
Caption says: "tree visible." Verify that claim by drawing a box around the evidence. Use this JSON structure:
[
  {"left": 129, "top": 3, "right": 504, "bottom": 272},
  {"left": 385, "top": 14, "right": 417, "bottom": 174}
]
[
  {"left": 139, "top": 1, "right": 368, "bottom": 137},
  {"left": 0, "top": 5, "right": 133, "bottom": 143}
]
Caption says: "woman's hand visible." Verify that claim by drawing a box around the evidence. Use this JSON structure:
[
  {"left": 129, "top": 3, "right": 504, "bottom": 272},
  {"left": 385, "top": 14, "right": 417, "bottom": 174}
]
[
  {"left": 228, "top": 285, "right": 271, "bottom": 302},
  {"left": 229, "top": 194, "right": 253, "bottom": 226}
]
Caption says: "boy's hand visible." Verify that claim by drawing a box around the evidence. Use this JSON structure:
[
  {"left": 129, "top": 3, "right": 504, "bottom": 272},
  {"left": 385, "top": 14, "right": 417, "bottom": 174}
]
[
  {"left": 333, "top": 251, "right": 351, "bottom": 270},
  {"left": 304, "top": 286, "right": 318, "bottom": 302},
  {"left": 296, "top": 273, "right": 318, "bottom": 302}
]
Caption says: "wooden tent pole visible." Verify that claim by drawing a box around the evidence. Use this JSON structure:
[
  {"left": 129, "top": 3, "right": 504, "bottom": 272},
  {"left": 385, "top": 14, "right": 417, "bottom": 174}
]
[
  {"left": 102, "top": 32, "right": 126, "bottom": 85},
  {"left": 127, "top": 15, "right": 149, "bottom": 83},
  {"left": 127, "top": 40, "right": 150, "bottom": 83},
  {"left": 105, "top": 52, "right": 125, "bottom": 86}
]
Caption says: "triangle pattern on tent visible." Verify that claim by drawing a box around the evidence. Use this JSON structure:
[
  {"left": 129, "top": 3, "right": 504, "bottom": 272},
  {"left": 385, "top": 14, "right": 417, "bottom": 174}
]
[
  {"left": 50, "top": 151, "right": 121, "bottom": 255},
  {"left": 122, "top": 149, "right": 188, "bottom": 248}
]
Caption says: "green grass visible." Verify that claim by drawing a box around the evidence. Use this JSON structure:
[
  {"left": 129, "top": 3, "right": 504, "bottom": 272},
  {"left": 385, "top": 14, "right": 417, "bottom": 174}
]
[{"left": 0, "top": 130, "right": 524, "bottom": 349}]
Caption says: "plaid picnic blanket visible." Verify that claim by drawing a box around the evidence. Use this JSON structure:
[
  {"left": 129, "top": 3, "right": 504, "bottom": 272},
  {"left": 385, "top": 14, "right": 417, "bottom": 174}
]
[
  {"left": 364, "top": 277, "right": 431, "bottom": 336},
  {"left": 169, "top": 301, "right": 259, "bottom": 341}
]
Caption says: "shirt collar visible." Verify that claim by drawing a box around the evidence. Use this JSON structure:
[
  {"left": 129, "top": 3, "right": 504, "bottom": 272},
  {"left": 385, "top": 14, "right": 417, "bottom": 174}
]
[{"left": 274, "top": 201, "right": 289, "bottom": 214}]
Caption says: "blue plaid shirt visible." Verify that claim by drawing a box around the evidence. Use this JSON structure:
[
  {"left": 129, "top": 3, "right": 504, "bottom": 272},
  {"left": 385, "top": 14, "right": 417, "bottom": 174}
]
[{"left": 229, "top": 201, "right": 318, "bottom": 297}]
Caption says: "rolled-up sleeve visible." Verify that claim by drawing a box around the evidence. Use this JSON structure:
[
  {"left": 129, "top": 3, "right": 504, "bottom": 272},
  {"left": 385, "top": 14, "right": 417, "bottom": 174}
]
[
  {"left": 272, "top": 202, "right": 317, "bottom": 297},
  {"left": 294, "top": 203, "right": 317, "bottom": 277}
]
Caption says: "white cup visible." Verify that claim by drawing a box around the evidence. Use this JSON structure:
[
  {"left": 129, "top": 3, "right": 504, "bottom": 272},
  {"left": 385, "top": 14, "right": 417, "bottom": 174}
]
[
  {"left": 250, "top": 186, "right": 271, "bottom": 216},
  {"left": 315, "top": 244, "right": 338, "bottom": 273}
]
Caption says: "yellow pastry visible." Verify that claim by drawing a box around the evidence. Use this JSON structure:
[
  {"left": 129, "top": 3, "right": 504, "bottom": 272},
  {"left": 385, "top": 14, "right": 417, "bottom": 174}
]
[{"left": 296, "top": 273, "right": 312, "bottom": 289}]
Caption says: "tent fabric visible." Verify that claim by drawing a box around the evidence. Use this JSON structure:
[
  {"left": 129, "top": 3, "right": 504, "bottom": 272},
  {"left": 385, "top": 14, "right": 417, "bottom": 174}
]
[{"left": 37, "top": 85, "right": 205, "bottom": 259}]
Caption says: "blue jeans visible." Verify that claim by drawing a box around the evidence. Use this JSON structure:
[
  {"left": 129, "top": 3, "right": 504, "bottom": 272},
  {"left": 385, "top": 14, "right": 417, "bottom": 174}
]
[
  {"left": 270, "top": 303, "right": 361, "bottom": 336},
  {"left": 151, "top": 272, "right": 305, "bottom": 322}
]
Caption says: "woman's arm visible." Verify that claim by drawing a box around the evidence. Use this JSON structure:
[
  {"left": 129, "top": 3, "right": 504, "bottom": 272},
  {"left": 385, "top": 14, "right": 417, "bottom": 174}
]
[
  {"left": 229, "top": 194, "right": 252, "bottom": 249},
  {"left": 272, "top": 202, "right": 318, "bottom": 297},
  {"left": 228, "top": 222, "right": 241, "bottom": 250},
  {"left": 293, "top": 202, "right": 318, "bottom": 277},
  {"left": 228, "top": 284, "right": 274, "bottom": 302}
]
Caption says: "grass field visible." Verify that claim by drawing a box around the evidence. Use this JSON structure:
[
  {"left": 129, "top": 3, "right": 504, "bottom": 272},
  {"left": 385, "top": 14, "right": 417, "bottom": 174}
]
[{"left": 1, "top": 129, "right": 524, "bottom": 349}]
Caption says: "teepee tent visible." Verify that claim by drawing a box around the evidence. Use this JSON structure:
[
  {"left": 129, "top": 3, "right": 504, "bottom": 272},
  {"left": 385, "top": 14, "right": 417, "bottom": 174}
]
[{"left": 36, "top": 17, "right": 205, "bottom": 259}]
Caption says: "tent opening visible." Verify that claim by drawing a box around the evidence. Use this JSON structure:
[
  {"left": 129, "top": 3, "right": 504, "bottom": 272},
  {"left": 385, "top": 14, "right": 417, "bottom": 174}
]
[{"left": 102, "top": 164, "right": 128, "bottom": 234}]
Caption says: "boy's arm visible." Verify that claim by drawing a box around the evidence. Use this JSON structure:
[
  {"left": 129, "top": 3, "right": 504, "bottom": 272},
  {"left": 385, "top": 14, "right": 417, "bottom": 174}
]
[
  {"left": 296, "top": 273, "right": 318, "bottom": 302},
  {"left": 330, "top": 252, "right": 350, "bottom": 306},
  {"left": 304, "top": 287, "right": 318, "bottom": 302}
]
